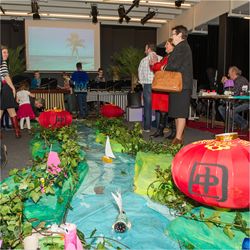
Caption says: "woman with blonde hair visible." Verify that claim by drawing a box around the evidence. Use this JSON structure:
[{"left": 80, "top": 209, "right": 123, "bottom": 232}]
[{"left": 0, "top": 45, "right": 21, "bottom": 138}]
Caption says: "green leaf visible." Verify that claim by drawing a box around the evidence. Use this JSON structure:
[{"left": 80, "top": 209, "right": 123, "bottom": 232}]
[
  {"left": 46, "top": 186, "right": 55, "bottom": 195},
  {"left": 90, "top": 228, "right": 97, "bottom": 238},
  {"left": 22, "top": 221, "right": 32, "bottom": 236},
  {"left": 36, "top": 221, "right": 46, "bottom": 229},
  {"left": 19, "top": 181, "right": 29, "bottom": 190},
  {"left": 96, "top": 242, "right": 106, "bottom": 250},
  {"left": 199, "top": 208, "right": 205, "bottom": 219},
  {"left": 30, "top": 190, "right": 42, "bottom": 203},
  {"left": 1, "top": 205, "right": 11, "bottom": 215},
  {"left": 9, "top": 168, "right": 19, "bottom": 176},
  {"left": 244, "top": 228, "right": 250, "bottom": 237},
  {"left": 204, "top": 221, "right": 214, "bottom": 229},
  {"left": 223, "top": 225, "right": 235, "bottom": 239}
]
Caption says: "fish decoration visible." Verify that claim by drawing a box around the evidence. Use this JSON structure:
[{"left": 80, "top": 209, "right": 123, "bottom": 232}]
[{"left": 111, "top": 191, "right": 131, "bottom": 233}]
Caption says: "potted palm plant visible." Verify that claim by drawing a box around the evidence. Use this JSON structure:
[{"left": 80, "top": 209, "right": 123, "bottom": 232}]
[
  {"left": 7, "top": 45, "right": 25, "bottom": 77},
  {"left": 113, "top": 47, "right": 144, "bottom": 91}
]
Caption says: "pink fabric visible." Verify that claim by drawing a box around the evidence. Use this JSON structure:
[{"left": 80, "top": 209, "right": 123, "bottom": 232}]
[
  {"left": 47, "top": 151, "right": 61, "bottom": 175},
  {"left": 17, "top": 103, "right": 35, "bottom": 119},
  {"left": 64, "top": 225, "right": 83, "bottom": 250}
]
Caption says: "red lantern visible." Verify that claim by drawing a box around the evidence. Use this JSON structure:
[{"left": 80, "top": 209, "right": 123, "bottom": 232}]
[
  {"left": 100, "top": 104, "right": 124, "bottom": 118},
  {"left": 172, "top": 133, "right": 250, "bottom": 209},
  {"left": 38, "top": 109, "right": 72, "bottom": 129}
]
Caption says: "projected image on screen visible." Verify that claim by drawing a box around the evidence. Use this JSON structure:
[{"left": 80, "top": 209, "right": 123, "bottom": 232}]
[{"left": 28, "top": 27, "right": 95, "bottom": 71}]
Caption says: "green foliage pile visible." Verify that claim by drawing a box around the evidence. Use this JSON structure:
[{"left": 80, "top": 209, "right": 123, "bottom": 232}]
[
  {"left": 0, "top": 125, "right": 83, "bottom": 248},
  {"left": 95, "top": 117, "right": 181, "bottom": 156}
]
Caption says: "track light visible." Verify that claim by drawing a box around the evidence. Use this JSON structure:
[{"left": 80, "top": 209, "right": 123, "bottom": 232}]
[
  {"left": 31, "top": 0, "right": 40, "bottom": 19},
  {"left": 0, "top": 6, "right": 5, "bottom": 14},
  {"left": 141, "top": 8, "right": 156, "bottom": 25},
  {"left": 175, "top": 0, "right": 184, "bottom": 7},
  {"left": 91, "top": 4, "right": 98, "bottom": 23},
  {"left": 118, "top": 5, "right": 131, "bottom": 23}
]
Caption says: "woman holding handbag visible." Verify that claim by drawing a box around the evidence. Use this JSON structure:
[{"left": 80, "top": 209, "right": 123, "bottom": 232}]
[
  {"left": 164, "top": 25, "right": 193, "bottom": 145},
  {"left": 150, "top": 38, "right": 175, "bottom": 138}
]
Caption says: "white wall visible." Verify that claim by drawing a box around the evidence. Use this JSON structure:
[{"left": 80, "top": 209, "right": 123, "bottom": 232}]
[{"left": 157, "top": 0, "right": 249, "bottom": 44}]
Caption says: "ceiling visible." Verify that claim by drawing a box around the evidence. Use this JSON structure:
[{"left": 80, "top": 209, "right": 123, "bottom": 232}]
[{"left": 0, "top": 0, "right": 200, "bottom": 27}]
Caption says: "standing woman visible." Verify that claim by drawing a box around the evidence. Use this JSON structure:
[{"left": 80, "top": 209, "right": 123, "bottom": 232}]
[
  {"left": 150, "top": 38, "right": 175, "bottom": 138},
  {"left": 0, "top": 46, "right": 21, "bottom": 138},
  {"left": 165, "top": 26, "right": 193, "bottom": 145}
]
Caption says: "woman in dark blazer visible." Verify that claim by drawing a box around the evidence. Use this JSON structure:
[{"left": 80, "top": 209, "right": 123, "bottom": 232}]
[{"left": 165, "top": 25, "right": 193, "bottom": 145}]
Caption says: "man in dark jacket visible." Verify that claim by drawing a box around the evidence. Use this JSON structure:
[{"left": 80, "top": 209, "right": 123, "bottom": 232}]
[{"left": 165, "top": 25, "right": 193, "bottom": 145}]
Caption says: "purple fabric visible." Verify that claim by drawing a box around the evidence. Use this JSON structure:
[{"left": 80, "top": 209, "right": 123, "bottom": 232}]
[{"left": 224, "top": 79, "right": 234, "bottom": 88}]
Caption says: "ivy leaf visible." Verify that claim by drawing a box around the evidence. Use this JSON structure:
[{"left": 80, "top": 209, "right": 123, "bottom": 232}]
[
  {"left": 243, "top": 228, "right": 250, "bottom": 237},
  {"left": 96, "top": 242, "right": 106, "bottom": 250},
  {"left": 36, "top": 221, "right": 46, "bottom": 230},
  {"left": 204, "top": 221, "right": 214, "bottom": 229},
  {"left": 223, "top": 225, "right": 235, "bottom": 239},
  {"left": 22, "top": 221, "right": 32, "bottom": 236},
  {"left": 19, "top": 181, "right": 29, "bottom": 190},
  {"left": 90, "top": 228, "right": 97, "bottom": 238},
  {"left": 30, "top": 190, "right": 42, "bottom": 203},
  {"left": 9, "top": 168, "right": 19, "bottom": 176},
  {"left": 199, "top": 208, "right": 205, "bottom": 219},
  {"left": 46, "top": 186, "right": 55, "bottom": 195},
  {"left": 1, "top": 205, "right": 11, "bottom": 215}
]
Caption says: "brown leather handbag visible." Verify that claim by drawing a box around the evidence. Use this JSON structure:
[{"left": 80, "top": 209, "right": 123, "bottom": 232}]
[{"left": 152, "top": 71, "right": 183, "bottom": 92}]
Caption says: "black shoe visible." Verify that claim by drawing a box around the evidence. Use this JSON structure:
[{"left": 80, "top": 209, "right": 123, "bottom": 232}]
[{"left": 150, "top": 130, "right": 164, "bottom": 138}]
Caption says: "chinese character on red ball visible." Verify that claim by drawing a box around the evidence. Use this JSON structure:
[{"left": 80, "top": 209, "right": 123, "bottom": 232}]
[
  {"left": 171, "top": 133, "right": 250, "bottom": 209},
  {"left": 100, "top": 104, "right": 124, "bottom": 118},
  {"left": 38, "top": 109, "right": 72, "bottom": 129}
]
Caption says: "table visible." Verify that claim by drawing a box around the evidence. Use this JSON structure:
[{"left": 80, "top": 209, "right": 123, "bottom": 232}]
[
  {"left": 198, "top": 95, "right": 250, "bottom": 133},
  {"left": 31, "top": 89, "right": 69, "bottom": 110}
]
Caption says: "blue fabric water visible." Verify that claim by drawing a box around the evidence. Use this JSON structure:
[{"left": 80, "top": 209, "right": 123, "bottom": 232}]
[{"left": 67, "top": 125, "right": 179, "bottom": 249}]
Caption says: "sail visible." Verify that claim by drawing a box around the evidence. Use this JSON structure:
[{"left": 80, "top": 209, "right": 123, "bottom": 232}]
[{"left": 105, "top": 136, "right": 116, "bottom": 159}]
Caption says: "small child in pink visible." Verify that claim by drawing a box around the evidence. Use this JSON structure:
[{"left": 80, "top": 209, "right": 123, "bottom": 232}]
[{"left": 16, "top": 82, "right": 35, "bottom": 130}]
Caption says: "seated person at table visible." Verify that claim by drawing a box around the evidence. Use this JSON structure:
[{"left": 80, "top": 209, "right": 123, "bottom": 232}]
[
  {"left": 95, "top": 68, "right": 106, "bottom": 83},
  {"left": 218, "top": 66, "right": 249, "bottom": 130},
  {"left": 31, "top": 71, "right": 41, "bottom": 89},
  {"left": 71, "top": 62, "right": 89, "bottom": 119},
  {"left": 30, "top": 97, "right": 45, "bottom": 121}
]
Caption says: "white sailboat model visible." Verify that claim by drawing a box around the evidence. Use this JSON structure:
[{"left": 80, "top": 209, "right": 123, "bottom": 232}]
[{"left": 105, "top": 136, "right": 116, "bottom": 159}]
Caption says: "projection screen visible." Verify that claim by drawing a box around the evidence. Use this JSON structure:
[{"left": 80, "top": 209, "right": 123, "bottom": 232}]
[{"left": 25, "top": 20, "right": 100, "bottom": 71}]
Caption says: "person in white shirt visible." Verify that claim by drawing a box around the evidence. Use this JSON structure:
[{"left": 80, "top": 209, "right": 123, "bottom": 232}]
[
  {"left": 138, "top": 43, "right": 161, "bottom": 131},
  {"left": 16, "top": 82, "right": 35, "bottom": 130}
]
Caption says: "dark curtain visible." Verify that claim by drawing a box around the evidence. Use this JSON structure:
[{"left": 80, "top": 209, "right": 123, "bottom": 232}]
[
  {"left": 207, "top": 25, "right": 219, "bottom": 69},
  {"left": 101, "top": 25, "right": 156, "bottom": 77},
  {"left": 226, "top": 17, "right": 249, "bottom": 80},
  {"left": 188, "top": 34, "right": 209, "bottom": 90}
]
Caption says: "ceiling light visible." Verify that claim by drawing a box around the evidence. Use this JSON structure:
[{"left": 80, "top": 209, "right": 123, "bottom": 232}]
[
  {"left": 175, "top": 0, "right": 184, "bottom": 7},
  {"left": 31, "top": 0, "right": 40, "bottom": 19},
  {"left": 141, "top": 8, "right": 156, "bottom": 25},
  {"left": 118, "top": 4, "right": 131, "bottom": 23},
  {"left": 90, "top": 4, "right": 98, "bottom": 23},
  {"left": 0, "top": 6, "right": 5, "bottom": 14}
]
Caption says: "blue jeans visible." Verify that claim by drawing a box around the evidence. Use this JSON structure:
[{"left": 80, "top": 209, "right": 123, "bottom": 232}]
[
  {"left": 76, "top": 92, "right": 87, "bottom": 118},
  {"left": 143, "top": 84, "right": 152, "bottom": 130},
  {"left": 218, "top": 102, "right": 249, "bottom": 129}
]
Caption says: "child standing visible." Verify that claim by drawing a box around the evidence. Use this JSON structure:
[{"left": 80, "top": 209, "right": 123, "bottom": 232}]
[{"left": 16, "top": 82, "right": 35, "bottom": 130}]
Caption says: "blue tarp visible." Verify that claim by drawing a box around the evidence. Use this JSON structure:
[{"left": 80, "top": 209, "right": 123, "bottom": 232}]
[{"left": 67, "top": 125, "right": 179, "bottom": 249}]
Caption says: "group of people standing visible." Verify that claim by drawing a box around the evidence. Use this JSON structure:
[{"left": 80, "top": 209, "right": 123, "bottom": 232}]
[
  {"left": 0, "top": 46, "right": 45, "bottom": 139},
  {"left": 138, "top": 25, "right": 193, "bottom": 145}
]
